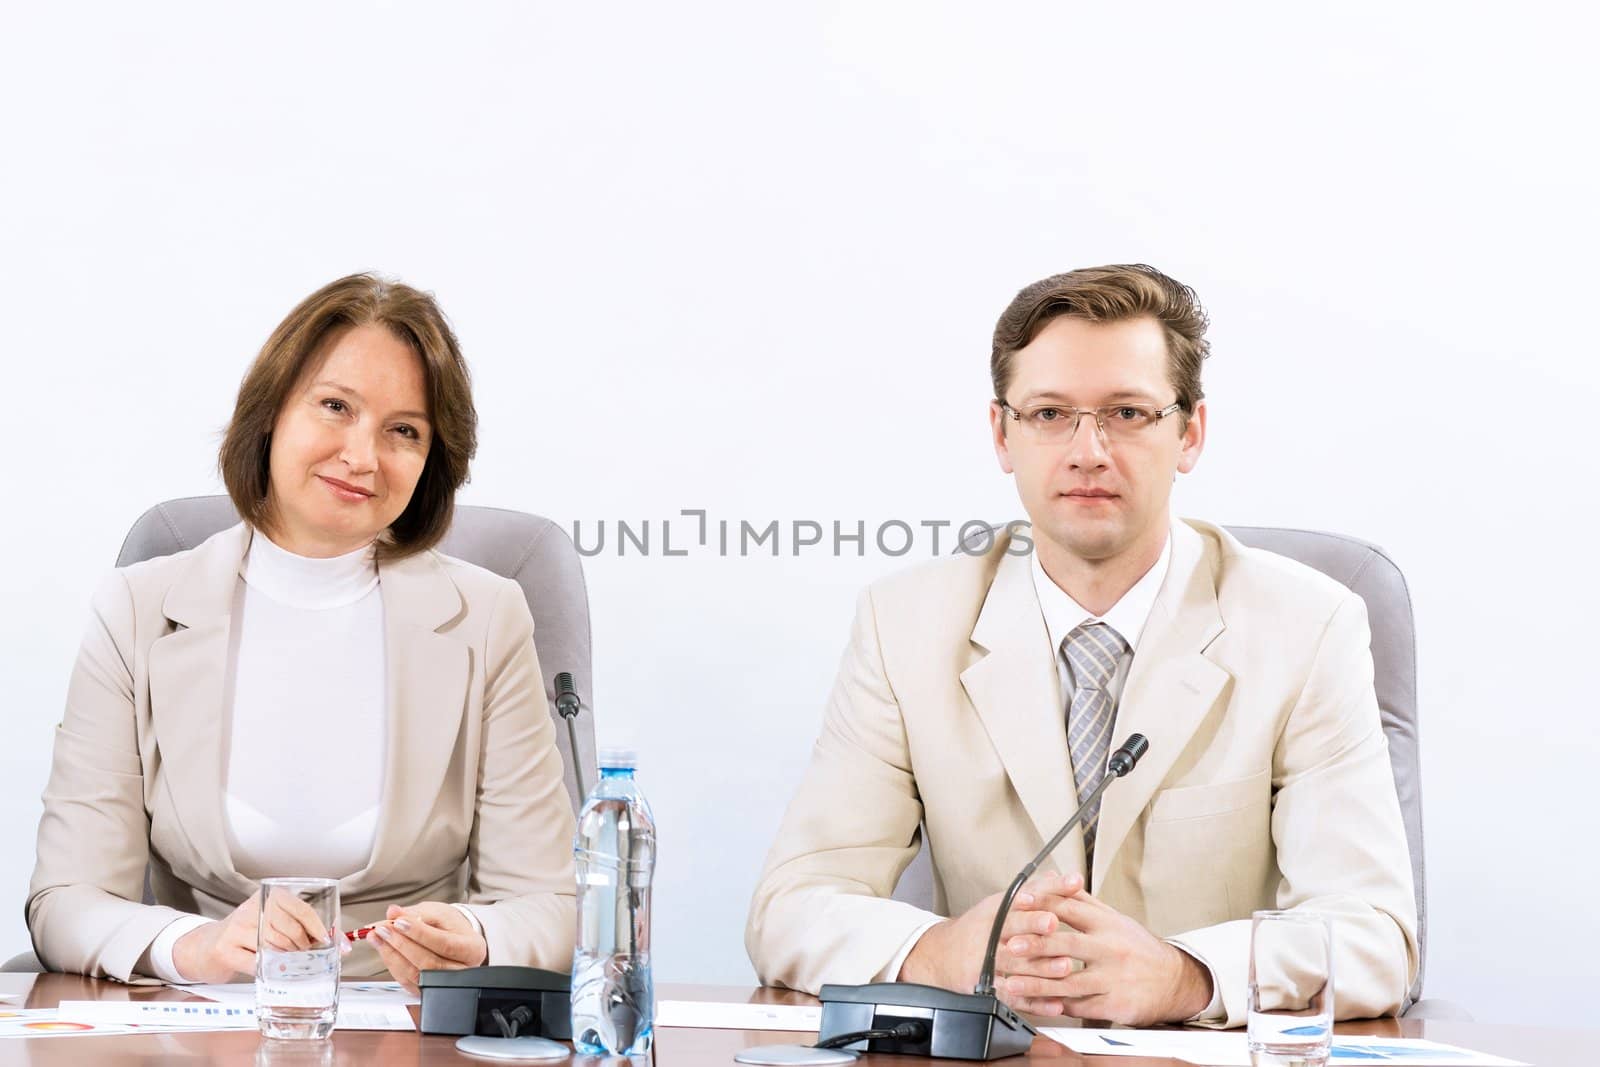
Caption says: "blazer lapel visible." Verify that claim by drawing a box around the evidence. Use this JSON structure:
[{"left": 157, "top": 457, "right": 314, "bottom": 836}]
[
  {"left": 148, "top": 523, "right": 256, "bottom": 897},
  {"left": 343, "top": 549, "right": 468, "bottom": 896},
  {"left": 960, "top": 541, "right": 1084, "bottom": 876},
  {"left": 1091, "top": 520, "right": 1231, "bottom": 890}
]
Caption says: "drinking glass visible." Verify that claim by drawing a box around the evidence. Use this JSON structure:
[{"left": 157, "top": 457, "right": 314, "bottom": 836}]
[
  {"left": 1247, "top": 910, "right": 1333, "bottom": 1067},
  {"left": 255, "top": 877, "right": 340, "bottom": 1040}
]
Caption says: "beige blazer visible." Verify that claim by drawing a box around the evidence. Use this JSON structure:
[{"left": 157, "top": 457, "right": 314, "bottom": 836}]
[
  {"left": 746, "top": 519, "right": 1418, "bottom": 1026},
  {"left": 27, "top": 523, "right": 576, "bottom": 983}
]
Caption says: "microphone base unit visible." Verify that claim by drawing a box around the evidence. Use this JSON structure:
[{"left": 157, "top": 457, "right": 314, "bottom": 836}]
[
  {"left": 816, "top": 982, "right": 1036, "bottom": 1060},
  {"left": 418, "top": 965, "right": 573, "bottom": 1041}
]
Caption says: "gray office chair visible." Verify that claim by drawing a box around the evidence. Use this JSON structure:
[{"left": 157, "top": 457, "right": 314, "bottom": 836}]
[
  {"left": 4, "top": 495, "right": 595, "bottom": 973},
  {"left": 890, "top": 525, "right": 1464, "bottom": 1019}
]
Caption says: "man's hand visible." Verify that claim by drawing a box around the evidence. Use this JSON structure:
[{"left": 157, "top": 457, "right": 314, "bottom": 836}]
[
  {"left": 998, "top": 883, "right": 1214, "bottom": 1025},
  {"left": 173, "top": 889, "right": 341, "bottom": 984},
  {"left": 900, "top": 873, "right": 1082, "bottom": 994},
  {"left": 369, "top": 902, "right": 489, "bottom": 995}
]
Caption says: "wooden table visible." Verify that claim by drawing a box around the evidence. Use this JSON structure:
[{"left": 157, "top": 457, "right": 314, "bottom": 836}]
[{"left": 0, "top": 975, "right": 1581, "bottom": 1065}]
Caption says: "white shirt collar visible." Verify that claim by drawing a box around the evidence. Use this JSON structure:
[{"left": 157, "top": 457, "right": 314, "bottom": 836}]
[
  {"left": 240, "top": 528, "right": 379, "bottom": 610},
  {"left": 1030, "top": 523, "right": 1173, "bottom": 656}
]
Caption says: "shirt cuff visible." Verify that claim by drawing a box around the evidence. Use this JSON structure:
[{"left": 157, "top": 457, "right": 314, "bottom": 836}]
[
  {"left": 451, "top": 903, "right": 488, "bottom": 962},
  {"left": 876, "top": 919, "right": 943, "bottom": 982},
  {"left": 146, "top": 915, "right": 215, "bottom": 983},
  {"left": 1166, "top": 939, "right": 1224, "bottom": 1022}
]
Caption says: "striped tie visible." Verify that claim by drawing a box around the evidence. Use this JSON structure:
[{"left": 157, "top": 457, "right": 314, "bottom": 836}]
[{"left": 1062, "top": 621, "right": 1130, "bottom": 876}]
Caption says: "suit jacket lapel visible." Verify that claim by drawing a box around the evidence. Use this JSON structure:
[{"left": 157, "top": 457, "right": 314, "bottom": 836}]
[
  {"left": 1091, "top": 520, "right": 1231, "bottom": 890},
  {"left": 960, "top": 541, "right": 1085, "bottom": 877},
  {"left": 343, "top": 548, "right": 467, "bottom": 896},
  {"left": 148, "top": 523, "right": 256, "bottom": 898}
]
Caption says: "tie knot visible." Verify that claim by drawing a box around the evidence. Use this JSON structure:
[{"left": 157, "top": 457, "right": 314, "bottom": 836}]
[{"left": 1063, "top": 622, "right": 1128, "bottom": 692}]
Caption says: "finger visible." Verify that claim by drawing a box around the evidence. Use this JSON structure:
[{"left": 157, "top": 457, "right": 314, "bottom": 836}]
[
  {"left": 1002, "top": 970, "right": 1107, "bottom": 1002},
  {"left": 1005, "top": 996, "right": 1066, "bottom": 1016},
  {"left": 1002, "top": 975, "right": 1074, "bottom": 1002},
  {"left": 995, "top": 953, "right": 1074, "bottom": 980},
  {"left": 1000, "top": 907, "right": 1057, "bottom": 941},
  {"left": 1047, "top": 967, "right": 1110, "bottom": 1000},
  {"left": 390, "top": 915, "right": 483, "bottom": 966},
  {"left": 264, "top": 910, "right": 315, "bottom": 951},
  {"left": 275, "top": 894, "right": 334, "bottom": 946},
  {"left": 1019, "top": 878, "right": 1091, "bottom": 919},
  {"left": 371, "top": 934, "right": 420, "bottom": 992},
  {"left": 1012, "top": 872, "right": 1055, "bottom": 908},
  {"left": 261, "top": 891, "right": 317, "bottom": 949},
  {"left": 1003, "top": 927, "right": 1089, "bottom": 963},
  {"left": 1014, "top": 871, "right": 1082, "bottom": 907},
  {"left": 1041, "top": 894, "right": 1108, "bottom": 934},
  {"left": 371, "top": 923, "right": 452, "bottom": 974}
]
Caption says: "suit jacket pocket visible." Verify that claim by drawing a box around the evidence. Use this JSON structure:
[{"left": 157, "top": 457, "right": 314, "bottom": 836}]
[
  {"left": 1139, "top": 771, "right": 1272, "bottom": 935},
  {"left": 1148, "top": 770, "right": 1271, "bottom": 822}
]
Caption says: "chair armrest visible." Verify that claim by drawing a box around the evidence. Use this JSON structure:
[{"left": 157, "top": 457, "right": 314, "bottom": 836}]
[
  {"left": 1402, "top": 997, "right": 1474, "bottom": 1021},
  {"left": 0, "top": 951, "right": 43, "bottom": 973}
]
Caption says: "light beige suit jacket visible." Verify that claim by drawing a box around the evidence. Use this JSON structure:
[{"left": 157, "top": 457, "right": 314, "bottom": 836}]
[
  {"left": 27, "top": 523, "right": 576, "bottom": 983},
  {"left": 747, "top": 519, "right": 1418, "bottom": 1027}
]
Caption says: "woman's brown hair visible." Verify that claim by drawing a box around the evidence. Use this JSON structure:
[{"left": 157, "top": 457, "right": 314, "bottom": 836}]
[{"left": 218, "top": 273, "right": 478, "bottom": 559}]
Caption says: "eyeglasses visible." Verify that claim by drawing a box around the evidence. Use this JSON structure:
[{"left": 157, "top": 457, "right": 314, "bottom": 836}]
[{"left": 998, "top": 400, "right": 1183, "bottom": 444}]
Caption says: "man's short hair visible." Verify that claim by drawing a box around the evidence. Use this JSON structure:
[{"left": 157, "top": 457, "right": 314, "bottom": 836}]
[{"left": 991, "top": 264, "right": 1210, "bottom": 419}]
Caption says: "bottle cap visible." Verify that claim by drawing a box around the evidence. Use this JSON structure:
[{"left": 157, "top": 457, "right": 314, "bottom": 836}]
[{"left": 598, "top": 746, "right": 638, "bottom": 770}]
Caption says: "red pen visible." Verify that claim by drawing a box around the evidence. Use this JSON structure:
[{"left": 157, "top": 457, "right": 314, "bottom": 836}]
[{"left": 345, "top": 925, "right": 379, "bottom": 941}]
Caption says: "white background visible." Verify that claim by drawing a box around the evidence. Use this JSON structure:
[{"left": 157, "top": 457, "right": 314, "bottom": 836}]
[{"left": 2, "top": 1, "right": 1596, "bottom": 1028}]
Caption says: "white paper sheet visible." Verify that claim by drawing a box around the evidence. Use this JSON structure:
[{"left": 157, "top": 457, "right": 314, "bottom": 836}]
[
  {"left": 58, "top": 998, "right": 416, "bottom": 1032},
  {"left": 656, "top": 1000, "right": 822, "bottom": 1031},
  {"left": 186, "top": 980, "right": 420, "bottom": 1007},
  {"left": 1040, "top": 1027, "right": 1529, "bottom": 1067},
  {"left": 1042, "top": 1028, "right": 1249, "bottom": 1064}
]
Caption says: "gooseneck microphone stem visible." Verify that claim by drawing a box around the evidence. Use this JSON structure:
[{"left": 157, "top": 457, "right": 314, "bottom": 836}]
[
  {"left": 554, "top": 672, "right": 588, "bottom": 800},
  {"left": 565, "top": 718, "right": 585, "bottom": 798},
  {"left": 973, "top": 733, "right": 1150, "bottom": 998}
]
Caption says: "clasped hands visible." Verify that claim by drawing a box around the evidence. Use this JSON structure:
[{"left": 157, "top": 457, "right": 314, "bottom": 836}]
[
  {"left": 172, "top": 894, "right": 487, "bottom": 994},
  {"left": 900, "top": 872, "right": 1213, "bottom": 1026}
]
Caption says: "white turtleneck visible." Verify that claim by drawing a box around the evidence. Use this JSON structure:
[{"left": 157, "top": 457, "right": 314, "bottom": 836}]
[
  {"left": 224, "top": 531, "right": 388, "bottom": 879},
  {"left": 147, "top": 531, "right": 388, "bottom": 981}
]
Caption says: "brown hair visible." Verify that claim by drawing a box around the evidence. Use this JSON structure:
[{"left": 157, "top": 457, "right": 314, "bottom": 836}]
[
  {"left": 219, "top": 272, "right": 478, "bottom": 559},
  {"left": 990, "top": 263, "right": 1210, "bottom": 419}
]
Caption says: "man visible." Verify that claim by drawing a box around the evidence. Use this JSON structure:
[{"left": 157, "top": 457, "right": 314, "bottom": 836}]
[{"left": 745, "top": 264, "right": 1417, "bottom": 1026}]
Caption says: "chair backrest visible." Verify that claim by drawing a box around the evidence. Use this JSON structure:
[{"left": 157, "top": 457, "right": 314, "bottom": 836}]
[
  {"left": 116, "top": 496, "right": 596, "bottom": 812},
  {"left": 890, "top": 524, "right": 1428, "bottom": 1001}
]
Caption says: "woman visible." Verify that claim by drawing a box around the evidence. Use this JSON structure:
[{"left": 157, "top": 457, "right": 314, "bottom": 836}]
[{"left": 26, "top": 273, "right": 576, "bottom": 991}]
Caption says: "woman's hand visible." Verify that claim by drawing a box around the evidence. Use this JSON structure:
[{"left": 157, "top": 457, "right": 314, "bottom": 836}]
[
  {"left": 369, "top": 902, "right": 489, "bottom": 994},
  {"left": 173, "top": 888, "right": 340, "bottom": 983}
]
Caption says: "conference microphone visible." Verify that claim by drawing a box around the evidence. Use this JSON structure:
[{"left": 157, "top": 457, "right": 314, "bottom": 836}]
[
  {"left": 553, "top": 672, "right": 589, "bottom": 800},
  {"left": 742, "top": 734, "right": 1150, "bottom": 1065}
]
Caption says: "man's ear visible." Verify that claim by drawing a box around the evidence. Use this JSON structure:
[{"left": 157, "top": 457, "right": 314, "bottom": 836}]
[
  {"left": 1176, "top": 400, "right": 1206, "bottom": 475},
  {"left": 990, "top": 401, "right": 1016, "bottom": 474}
]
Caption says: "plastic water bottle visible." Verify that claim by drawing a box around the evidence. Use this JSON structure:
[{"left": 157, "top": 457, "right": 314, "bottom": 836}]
[{"left": 571, "top": 747, "right": 656, "bottom": 1055}]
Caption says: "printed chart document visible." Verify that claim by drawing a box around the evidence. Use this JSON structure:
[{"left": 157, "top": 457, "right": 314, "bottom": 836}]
[
  {"left": 657, "top": 1000, "right": 822, "bottom": 1031},
  {"left": 0, "top": 1006, "right": 194, "bottom": 1039},
  {"left": 1040, "top": 1027, "right": 1529, "bottom": 1066}
]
